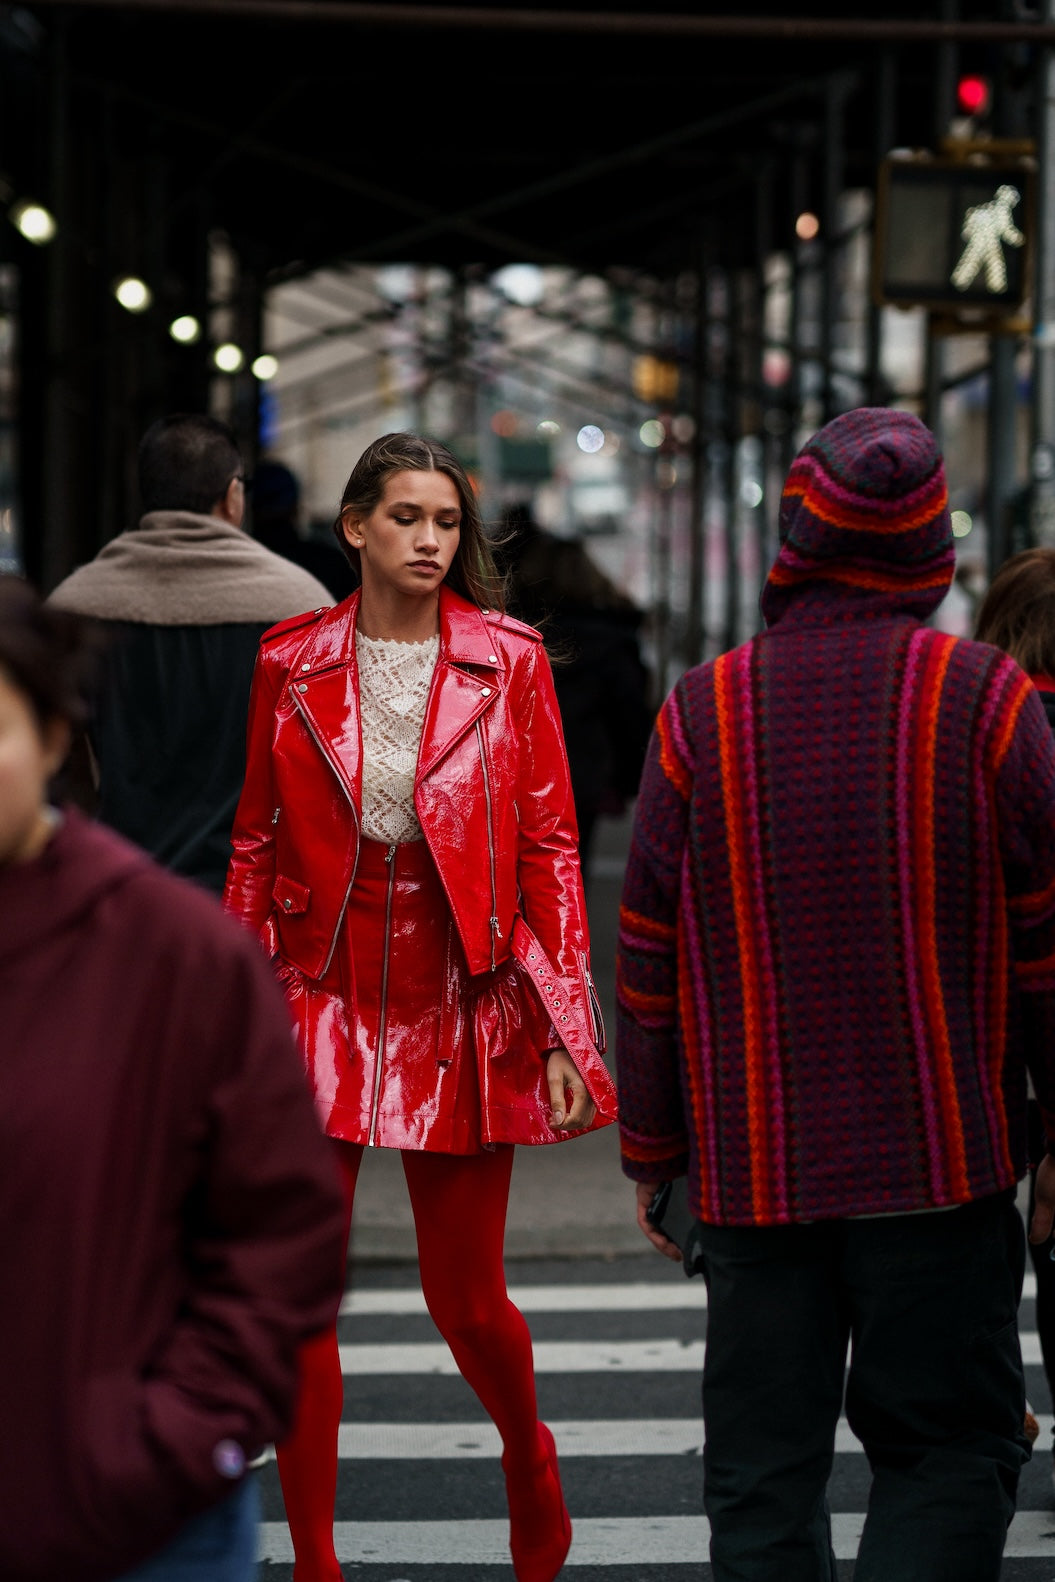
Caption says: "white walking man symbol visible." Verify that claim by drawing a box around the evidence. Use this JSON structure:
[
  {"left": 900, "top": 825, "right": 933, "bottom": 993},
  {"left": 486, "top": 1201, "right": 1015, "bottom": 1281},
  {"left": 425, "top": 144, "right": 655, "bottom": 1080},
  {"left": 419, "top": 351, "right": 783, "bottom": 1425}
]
[{"left": 951, "top": 183, "right": 1024, "bottom": 293}]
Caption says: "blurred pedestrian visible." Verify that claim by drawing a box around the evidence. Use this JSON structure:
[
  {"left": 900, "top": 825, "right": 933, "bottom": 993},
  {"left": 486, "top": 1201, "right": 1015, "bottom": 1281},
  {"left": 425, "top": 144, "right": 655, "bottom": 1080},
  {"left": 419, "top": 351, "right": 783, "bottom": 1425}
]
[
  {"left": 47, "top": 414, "right": 333, "bottom": 892},
  {"left": 500, "top": 504, "right": 653, "bottom": 882},
  {"left": 616, "top": 408, "right": 1055, "bottom": 1581},
  {"left": 975, "top": 545, "right": 1055, "bottom": 1493},
  {"left": 224, "top": 432, "right": 617, "bottom": 1582},
  {"left": 251, "top": 458, "right": 358, "bottom": 602},
  {"left": 0, "top": 575, "right": 348, "bottom": 1582}
]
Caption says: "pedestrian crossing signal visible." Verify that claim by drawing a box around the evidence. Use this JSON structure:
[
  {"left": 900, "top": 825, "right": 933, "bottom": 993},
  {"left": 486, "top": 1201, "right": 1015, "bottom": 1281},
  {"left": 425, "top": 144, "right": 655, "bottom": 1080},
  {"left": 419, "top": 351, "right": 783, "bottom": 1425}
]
[{"left": 872, "top": 153, "right": 1035, "bottom": 319}]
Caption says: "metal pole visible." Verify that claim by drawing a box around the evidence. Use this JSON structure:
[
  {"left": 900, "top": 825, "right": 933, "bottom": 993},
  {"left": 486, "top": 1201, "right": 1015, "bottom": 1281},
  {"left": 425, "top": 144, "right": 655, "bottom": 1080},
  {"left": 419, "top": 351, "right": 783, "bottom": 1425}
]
[
  {"left": 987, "top": 11, "right": 1030, "bottom": 577},
  {"left": 924, "top": 0, "right": 959, "bottom": 446},
  {"left": 866, "top": 50, "right": 896, "bottom": 406},
  {"left": 685, "top": 251, "right": 708, "bottom": 667},
  {"left": 1032, "top": 0, "right": 1055, "bottom": 545}
]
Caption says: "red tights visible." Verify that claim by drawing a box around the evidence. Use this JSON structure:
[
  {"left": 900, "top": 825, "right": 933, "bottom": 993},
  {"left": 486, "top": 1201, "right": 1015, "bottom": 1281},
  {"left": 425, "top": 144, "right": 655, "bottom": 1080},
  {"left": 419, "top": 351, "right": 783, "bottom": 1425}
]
[{"left": 276, "top": 1143, "right": 542, "bottom": 1582}]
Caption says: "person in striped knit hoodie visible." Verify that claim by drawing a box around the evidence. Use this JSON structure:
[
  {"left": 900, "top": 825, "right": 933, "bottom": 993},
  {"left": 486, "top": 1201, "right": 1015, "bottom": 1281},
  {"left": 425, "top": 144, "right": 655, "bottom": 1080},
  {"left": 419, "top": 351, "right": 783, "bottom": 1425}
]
[{"left": 615, "top": 407, "right": 1055, "bottom": 1582}]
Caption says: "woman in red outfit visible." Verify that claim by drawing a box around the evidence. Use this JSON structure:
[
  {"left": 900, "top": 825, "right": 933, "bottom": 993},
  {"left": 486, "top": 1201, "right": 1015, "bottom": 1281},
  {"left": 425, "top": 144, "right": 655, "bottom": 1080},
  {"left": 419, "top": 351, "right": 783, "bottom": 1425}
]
[{"left": 224, "top": 432, "right": 617, "bottom": 1582}]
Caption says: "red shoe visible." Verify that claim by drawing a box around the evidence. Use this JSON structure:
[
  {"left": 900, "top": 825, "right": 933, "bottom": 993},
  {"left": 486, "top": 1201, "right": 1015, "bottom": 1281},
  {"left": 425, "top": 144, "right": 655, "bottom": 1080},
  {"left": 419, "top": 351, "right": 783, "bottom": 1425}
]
[{"left": 503, "top": 1423, "right": 572, "bottom": 1582}]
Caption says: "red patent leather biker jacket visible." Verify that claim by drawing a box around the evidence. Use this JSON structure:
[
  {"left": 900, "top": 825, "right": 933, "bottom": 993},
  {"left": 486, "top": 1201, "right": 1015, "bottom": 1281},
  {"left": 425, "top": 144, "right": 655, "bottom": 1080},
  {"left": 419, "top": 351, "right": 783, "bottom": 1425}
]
[{"left": 224, "top": 586, "right": 617, "bottom": 1145}]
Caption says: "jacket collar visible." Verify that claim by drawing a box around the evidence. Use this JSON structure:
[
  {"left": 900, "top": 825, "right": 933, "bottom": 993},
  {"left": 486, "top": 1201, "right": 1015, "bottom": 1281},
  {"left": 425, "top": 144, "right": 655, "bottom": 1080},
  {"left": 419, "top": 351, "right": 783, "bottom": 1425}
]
[
  {"left": 290, "top": 585, "right": 503, "bottom": 673},
  {"left": 287, "top": 585, "right": 504, "bottom": 803}
]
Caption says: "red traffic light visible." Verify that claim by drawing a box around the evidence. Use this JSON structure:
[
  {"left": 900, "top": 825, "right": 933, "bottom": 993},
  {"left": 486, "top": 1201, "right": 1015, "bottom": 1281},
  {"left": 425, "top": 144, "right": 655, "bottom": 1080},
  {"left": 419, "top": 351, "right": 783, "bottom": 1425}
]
[{"left": 957, "top": 75, "right": 990, "bottom": 117}]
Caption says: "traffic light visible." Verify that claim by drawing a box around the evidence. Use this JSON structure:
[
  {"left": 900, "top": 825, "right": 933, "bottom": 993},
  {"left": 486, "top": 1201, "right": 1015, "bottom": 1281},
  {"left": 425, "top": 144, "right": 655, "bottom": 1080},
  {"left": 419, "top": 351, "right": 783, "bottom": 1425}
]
[
  {"left": 956, "top": 74, "right": 991, "bottom": 120},
  {"left": 872, "top": 153, "right": 1034, "bottom": 317}
]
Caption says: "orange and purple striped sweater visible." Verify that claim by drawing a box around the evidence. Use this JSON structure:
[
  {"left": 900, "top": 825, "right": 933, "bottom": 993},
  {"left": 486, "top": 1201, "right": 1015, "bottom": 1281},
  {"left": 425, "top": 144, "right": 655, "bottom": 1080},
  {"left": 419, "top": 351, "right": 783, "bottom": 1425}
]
[{"left": 616, "top": 409, "right": 1055, "bottom": 1226}]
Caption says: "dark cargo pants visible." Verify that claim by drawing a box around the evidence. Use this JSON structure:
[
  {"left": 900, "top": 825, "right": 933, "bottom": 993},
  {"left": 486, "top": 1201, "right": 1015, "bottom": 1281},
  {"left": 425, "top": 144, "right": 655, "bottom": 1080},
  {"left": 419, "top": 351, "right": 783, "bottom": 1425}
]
[{"left": 697, "top": 1191, "right": 1029, "bottom": 1582}]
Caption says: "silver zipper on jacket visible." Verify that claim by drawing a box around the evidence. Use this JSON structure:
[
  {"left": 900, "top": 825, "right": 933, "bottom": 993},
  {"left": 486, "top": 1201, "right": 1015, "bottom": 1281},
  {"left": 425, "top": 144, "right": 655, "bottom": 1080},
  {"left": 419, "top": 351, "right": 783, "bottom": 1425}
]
[
  {"left": 292, "top": 693, "right": 361, "bottom": 978},
  {"left": 581, "top": 951, "right": 607, "bottom": 1052},
  {"left": 476, "top": 721, "right": 500, "bottom": 971},
  {"left": 368, "top": 844, "right": 398, "bottom": 1146}
]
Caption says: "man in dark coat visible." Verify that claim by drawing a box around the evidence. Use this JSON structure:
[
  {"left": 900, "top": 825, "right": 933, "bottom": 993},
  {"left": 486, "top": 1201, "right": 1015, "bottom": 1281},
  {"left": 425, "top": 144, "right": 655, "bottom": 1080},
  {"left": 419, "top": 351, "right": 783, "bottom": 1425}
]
[{"left": 48, "top": 415, "right": 333, "bottom": 892}]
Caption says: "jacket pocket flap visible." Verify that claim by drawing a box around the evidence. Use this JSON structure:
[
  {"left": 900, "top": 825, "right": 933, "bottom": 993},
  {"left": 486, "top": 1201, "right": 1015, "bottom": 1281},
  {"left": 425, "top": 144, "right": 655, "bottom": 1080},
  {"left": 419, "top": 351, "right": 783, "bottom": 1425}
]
[{"left": 273, "top": 875, "right": 311, "bottom": 915}]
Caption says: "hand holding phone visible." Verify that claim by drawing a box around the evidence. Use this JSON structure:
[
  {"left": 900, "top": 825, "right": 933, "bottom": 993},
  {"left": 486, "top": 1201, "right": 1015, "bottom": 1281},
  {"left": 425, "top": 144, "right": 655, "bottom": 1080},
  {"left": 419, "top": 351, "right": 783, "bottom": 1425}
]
[{"left": 644, "top": 1178, "right": 705, "bottom": 1278}]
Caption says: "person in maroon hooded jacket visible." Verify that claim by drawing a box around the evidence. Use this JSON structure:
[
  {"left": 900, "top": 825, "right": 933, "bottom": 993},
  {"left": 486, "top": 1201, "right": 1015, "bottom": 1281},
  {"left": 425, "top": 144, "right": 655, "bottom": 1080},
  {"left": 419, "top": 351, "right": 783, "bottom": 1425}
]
[{"left": 0, "top": 575, "right": 347, "bottom": 1582}]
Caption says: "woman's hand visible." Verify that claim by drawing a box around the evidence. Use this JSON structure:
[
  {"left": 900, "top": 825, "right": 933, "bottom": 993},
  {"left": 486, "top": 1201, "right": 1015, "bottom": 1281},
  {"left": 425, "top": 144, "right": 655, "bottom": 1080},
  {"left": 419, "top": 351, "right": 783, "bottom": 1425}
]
[{"left": 545, "top": 1048, "right": 597, "bottom": 1132}]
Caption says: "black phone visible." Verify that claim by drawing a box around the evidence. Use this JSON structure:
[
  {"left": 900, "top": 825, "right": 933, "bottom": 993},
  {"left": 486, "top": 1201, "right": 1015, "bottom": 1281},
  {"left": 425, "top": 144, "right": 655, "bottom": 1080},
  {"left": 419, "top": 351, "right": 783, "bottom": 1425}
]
[
  {"left": 646, "top": 1178, "right": 698, "bottom": 1257},
  {"left": 647, "top": 1180, "right": 705, "bottom": 1278}
]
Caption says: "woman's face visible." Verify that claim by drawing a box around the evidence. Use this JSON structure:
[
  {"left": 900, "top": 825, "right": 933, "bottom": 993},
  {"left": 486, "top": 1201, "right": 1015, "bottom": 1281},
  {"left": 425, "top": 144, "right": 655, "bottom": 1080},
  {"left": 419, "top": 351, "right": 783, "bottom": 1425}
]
[
  {"left": 0, "top": 668, "right": 68, "bottom": 865},
  {"left": 342, "top": 469, "right": 462, "bottom": 601}
]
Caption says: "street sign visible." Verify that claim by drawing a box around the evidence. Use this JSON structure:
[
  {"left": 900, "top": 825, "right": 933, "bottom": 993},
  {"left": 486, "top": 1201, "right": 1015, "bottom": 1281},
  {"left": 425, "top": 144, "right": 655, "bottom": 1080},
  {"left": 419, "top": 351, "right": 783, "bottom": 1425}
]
[{"left": 872, "top": 153, "right": 1035, "bottom": 318}]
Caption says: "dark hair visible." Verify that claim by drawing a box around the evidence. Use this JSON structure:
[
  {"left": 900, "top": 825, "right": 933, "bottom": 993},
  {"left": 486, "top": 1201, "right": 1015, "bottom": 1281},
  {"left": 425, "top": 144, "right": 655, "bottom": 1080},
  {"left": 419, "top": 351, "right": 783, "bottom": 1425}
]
[
  {"left": 138, "top": 413, "right": 243, "bottom": 516},
  {"left": 333, "top": 432, "right": 504, "bottom": 611},
  {"left": 0, "top": 575, "right": 93, "bottom": 730},
  {"left": 974, "top": 548, "right": 1055, "bottom": 677}
]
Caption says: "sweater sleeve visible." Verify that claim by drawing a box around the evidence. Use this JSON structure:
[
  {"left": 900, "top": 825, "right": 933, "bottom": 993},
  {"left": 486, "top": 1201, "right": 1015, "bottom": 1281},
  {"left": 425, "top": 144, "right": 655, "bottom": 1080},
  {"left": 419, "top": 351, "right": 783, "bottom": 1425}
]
[
  {"left": 995, "top": 667, "right": 1055, "bottom": 1143},
  {"left": 615, "top": 682, "right": 694, "bottom": 1181},
  {"left": 141, "top": 925, "right": 346, "bottom": 1502}
]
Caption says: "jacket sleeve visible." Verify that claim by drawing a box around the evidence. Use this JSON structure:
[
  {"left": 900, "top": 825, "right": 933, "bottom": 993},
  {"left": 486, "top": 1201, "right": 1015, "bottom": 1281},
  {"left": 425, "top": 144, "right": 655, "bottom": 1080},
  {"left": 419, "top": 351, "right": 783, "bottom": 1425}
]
[
  {"left": 995, "top": 667, "right": 1055, "bottom": 1143},
  {"left": 508, "top": 638, "right": 595, "bottom": 1004},
  {"left": 223, "top": 644, "right": 282, "bottom": 944},
  {"left": 141, "top": 926, "right": 346, "bottom": 1504},
  {"left": 615, "top": 681, "right": 693, "bottom": 1182}
]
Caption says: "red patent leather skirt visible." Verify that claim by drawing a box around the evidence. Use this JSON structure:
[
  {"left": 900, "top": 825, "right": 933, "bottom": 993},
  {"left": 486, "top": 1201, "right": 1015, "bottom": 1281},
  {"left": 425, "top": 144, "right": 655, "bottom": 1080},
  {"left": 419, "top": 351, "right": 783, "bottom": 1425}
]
[{"left": 280, "top": 836, "right": 484, "bottom": 1153}]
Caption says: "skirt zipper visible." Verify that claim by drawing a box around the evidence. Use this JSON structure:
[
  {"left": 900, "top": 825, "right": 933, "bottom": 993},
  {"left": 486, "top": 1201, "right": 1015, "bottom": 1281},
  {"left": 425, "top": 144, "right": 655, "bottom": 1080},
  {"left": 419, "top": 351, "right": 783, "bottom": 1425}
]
[{"left": 368, "top": 843, "right": 398, "bottom": 1145}]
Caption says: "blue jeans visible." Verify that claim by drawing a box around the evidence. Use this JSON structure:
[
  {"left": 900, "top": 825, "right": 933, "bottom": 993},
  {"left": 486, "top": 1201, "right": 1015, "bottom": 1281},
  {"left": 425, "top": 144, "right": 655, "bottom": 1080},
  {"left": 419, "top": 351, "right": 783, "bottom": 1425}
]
[
  {"left": 697, "top": 1191, "right": 1029, "bottom": 1582},
  {"left": 112, "top": 1476, "right": 259, "bottom": 1582}
]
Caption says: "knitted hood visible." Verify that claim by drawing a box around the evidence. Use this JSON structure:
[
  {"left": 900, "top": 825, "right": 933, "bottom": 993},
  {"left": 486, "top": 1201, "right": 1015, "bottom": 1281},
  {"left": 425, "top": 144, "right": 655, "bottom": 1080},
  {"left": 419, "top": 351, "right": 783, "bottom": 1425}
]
[{"left": 760, "top": 407, "right": 954, "bottom": 628}]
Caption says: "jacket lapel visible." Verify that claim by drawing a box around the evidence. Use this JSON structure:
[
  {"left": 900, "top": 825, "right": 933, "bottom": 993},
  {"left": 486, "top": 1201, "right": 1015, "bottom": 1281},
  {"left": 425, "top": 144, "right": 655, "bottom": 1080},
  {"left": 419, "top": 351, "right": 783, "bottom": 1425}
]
[
  {"left": 288, "top": 596, "right": 363, "bottom": 811},
  {"left": 416, "top": 589, "right": 504, "bottom": 784}
]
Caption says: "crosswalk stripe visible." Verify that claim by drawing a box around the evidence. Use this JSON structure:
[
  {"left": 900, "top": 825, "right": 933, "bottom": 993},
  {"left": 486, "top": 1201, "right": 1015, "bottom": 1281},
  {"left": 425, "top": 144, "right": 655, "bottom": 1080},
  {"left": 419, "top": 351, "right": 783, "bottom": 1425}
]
[
  {"left": 341, "top": 1274, "right": 1041, "bottom": 1317},
  {"left": 255, "top": 1510, "right": 1055, "bottom": 1564},
  {"left": 340, "top": 1282, "right": 706, "bottom": 1316},
  {"left": 337, "top": 1333, "right": 1048, "bottom": 1374},
  {"left": 250, "top": 1413, "right": 1054, "bottom": 1462},
  {"left": 338, "top": 1339, "right": 705, "bottom": 1373}
]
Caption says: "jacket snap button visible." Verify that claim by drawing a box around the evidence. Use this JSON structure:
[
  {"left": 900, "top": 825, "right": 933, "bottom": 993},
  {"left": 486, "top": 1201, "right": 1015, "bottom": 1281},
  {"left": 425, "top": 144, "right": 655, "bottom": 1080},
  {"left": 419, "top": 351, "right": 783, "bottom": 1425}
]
[
  {"left": 301, "top": 663, "right": 311, "bottom": 672},
  {"left": 283, "top": 898, "right": 292, "bottom": 910},
  {"left": 560, "top": 1014, "right": 568, "bottom": 1022},
  {"left": 480, "top": 686, "right": 491, "bottom": 697},
  {"left": 488, "top": 654, "right": 498, "bottom": 663},
  {"left": 296, "top": 683, "right": 308, "bottom": 693}
]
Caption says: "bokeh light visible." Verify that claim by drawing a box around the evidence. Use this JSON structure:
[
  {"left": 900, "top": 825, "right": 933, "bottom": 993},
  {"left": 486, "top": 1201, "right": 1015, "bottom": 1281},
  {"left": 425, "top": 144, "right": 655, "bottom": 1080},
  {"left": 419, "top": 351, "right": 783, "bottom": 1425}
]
[
  {"left": 493, "top": 264, "right": 545, "bottom": 307},
  {"left": 213, "top": 342, "right": 245, "bottom": 373},
  {"left": 169, "top": 314, "right": 201, "bottom": 344},
  {"left": 576, "top": 424, "right": 605, "bottom": 454},
  {"left": 10, "top": 200, "right": 57, "bottom": 244},
  {"left": 951, "top": 509, "right": 973, "bottom": 538},
  {"left": 490, "top": 409, "right": 519, "bottom": 438},
  {"left": 252, "top": 353, "right": 279, "bottom": 381},
  {"left": 114, "top": 276, "right": 152, "bottom": 313},
  {"left": 639, "top": 419, "right": 665, "bottom": 449},
  {"left": 795, "top": 211, "right": 820, "bottom": 241}
]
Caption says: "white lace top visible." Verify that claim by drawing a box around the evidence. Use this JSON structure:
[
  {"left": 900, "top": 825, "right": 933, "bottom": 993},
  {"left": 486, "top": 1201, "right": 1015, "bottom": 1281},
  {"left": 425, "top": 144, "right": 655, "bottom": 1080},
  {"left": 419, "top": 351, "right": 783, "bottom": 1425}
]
[{"left": 356, "top": 631, "right": 439, "bottom": 844}]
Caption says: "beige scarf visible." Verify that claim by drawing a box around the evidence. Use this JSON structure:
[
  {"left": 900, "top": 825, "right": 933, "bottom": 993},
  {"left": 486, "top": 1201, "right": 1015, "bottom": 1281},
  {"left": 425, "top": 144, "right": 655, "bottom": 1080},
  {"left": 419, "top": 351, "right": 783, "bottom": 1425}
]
[{"left": 48, "top": 510, "right": 334, "bottom": 625}]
